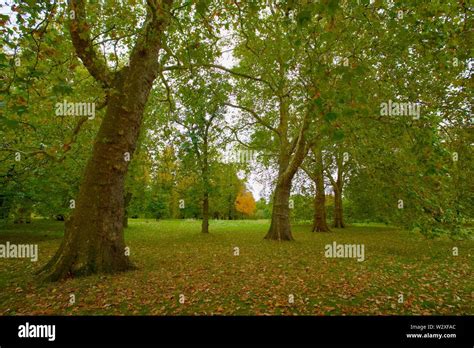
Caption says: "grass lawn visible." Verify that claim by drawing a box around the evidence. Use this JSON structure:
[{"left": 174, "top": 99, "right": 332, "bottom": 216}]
[{"left": 0, "top": 219, "right": 472, "bottom": 315}]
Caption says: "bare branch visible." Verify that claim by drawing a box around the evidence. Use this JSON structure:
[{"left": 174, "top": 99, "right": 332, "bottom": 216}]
[{"left": 203, "top": 64, "right": 275, "bottom": 91}]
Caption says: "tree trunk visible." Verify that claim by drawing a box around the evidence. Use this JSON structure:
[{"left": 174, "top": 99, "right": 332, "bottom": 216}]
[
  {"left": 265, "top": 179, "right": 293, "bottom": 241},
  {"left": 311, "top": 146, "right": 330, "bottom": 232},
  {"left": 37, "top": 0, "right": 172, "bottom": 282},
  {"left": 200, "top": 134, "right": 210, "bottom": 234},
  {"left": 264, "top": 96, "right": 311, "bottom": 241},
  {"left": 202, "top": 192, "right": 209, "bottom": 233},
  {"left": 333, "top": 150, "right": 345, "bottom": 228},
  {"left": 39, "top": 70, "right": 153, "bottom": 280},
  {"left": 228, "top": 195, "right": 233, "bottom": 220},
  {"left": 312, "top": 173, "right": 330, "bottom": 232},
  {"left": 334, "top": 186, "right": 345, "bottom": 228}
]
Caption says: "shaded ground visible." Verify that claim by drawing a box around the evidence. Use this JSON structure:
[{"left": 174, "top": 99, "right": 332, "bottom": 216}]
[{"left": 0, "top": 219, "right": 472, "bottom": 315}]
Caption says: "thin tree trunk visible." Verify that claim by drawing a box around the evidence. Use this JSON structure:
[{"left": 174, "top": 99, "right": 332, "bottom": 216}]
[
  {"left": 200, "top": 132, "right": 210, "bottom": 233},
  {"left": 312, "top": 170, "right": 330, "bottom": 232},
  {"left": 326, "top": 149, "right": 345, "bottom": 229},
  {"left": 333, "top": 152, "right": 345, "bottom": 228},
  {"left": 334, "top": 185, "right": 345, "bottom": 228},
  {"left": 202, "top": 192, "right": 209, "bottom": 233}
]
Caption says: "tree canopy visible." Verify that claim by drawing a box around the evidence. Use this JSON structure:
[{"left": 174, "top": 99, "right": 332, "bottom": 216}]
[{"left": 0, "top": 0, "right": 472, "bottom": 281}]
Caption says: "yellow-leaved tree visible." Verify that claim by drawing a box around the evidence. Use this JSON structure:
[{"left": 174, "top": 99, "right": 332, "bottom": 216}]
[{"left": 235, "top": 190, "right": 256, "bottom": 216}]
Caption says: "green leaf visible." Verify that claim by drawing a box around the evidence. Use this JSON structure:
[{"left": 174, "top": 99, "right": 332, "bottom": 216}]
[
  {"left": 312, "top": 98, "right": 323, "bottom": 111},
  {"left": 324, "top": 112, "right": 337, "bottom": 123},
  {"left": 52, "top": 82, "right": 73, "bottom": 95},
  {"left": 196, "top": 0, "right": 210, "bottom": 15},
  {"left": 327, "top": 0, "right": 340, "bottom": 16},
  {"left": 296, "top": 8, "right": 312, "bottom": 27}
]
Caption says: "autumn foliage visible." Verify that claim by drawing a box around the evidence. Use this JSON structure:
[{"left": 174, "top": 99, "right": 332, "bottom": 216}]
[{"left": 235, "top": 190, "right": 256, "bottom": 216}]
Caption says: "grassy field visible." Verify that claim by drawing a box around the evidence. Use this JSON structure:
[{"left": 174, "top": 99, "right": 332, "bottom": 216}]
[{"left": 0, "top": 219, "right": 472, "bottom": 315}]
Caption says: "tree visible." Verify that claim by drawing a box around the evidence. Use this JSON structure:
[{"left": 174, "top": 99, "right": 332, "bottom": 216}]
[
  {"left": 235, "top": 189, "right": 256, "bottom": 217},
  {"left": 302, "top": 145, "right": 331, "bottom": 232},
  {"left": 341, "top": 0, "right": 472, "bottom": 238},
  {"left": 172, "top": 72, "right": 228, "bottom": 233},
  {"left": 324, "top": 146, "right": 349, "bottom": 228},
  {"left": 209, "top": 163, "right": 244, "bottom": 220},
  {"left": 213, "top": 2, "right": 320, "bottom": 240},
  {"left": 39, "top": 0, "right": 174, "bottom": 281},
  {"left": 1, "top": 1, "right": 101, "bottom": 224}
]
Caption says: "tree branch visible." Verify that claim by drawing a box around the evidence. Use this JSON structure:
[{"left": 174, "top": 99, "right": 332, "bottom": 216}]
[
  {"left": 69, "top": 0, "right": 114, "bottom": 89},
  {"left": 203, "top": 64, "right": 275, "bottom": 91},
  {"left": 300, "top": 164, "right": 316, "bottom": 181},
  {"left": 282, "top": 111, "right": 311, "bottom": 182},
  {"left": 224, "top": 102, "right": 279, "bottom": 135}
]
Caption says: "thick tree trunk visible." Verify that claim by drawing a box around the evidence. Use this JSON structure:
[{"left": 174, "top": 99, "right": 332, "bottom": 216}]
[
  {"left": 334, "top": 186, "right": 345, "bottom": 228},
  {"left": 265, "top": 179, "right": 293, "bottom": 241},
  {"left": 39, "top": 69, "right": 154, "bottom": 280},
  {"left": 264, "top": 99, "right": 311, "bottom": 240},
  {"left": 37, "top": 0, "right": 172, "bottom": 281},
  {"left": 264, "top": 133, "right": 310, "bottom": 240}
]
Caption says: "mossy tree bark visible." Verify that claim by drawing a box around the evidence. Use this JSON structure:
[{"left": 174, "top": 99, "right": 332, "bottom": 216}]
[{"left": 39, "top": 0, "right": 173, "bottom": 281}]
